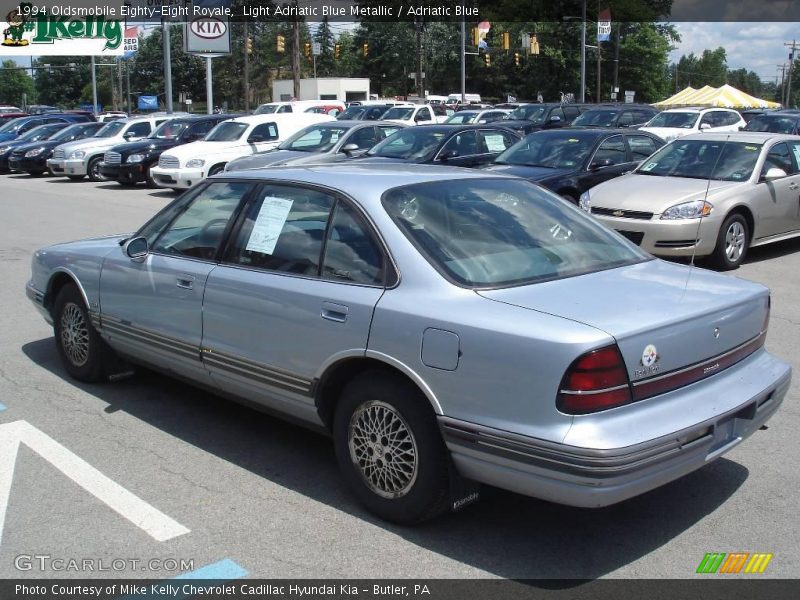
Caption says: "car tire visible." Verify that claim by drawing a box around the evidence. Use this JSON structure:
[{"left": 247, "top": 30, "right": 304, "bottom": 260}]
[
  {"left": 145, "top": 165, "right": 157, "bottom": 188},
  {"left": 333, "top": 371, "right": 450, "bottom": 524},
  {"left": 67, "top": 175, "right": 84, "bottom": 181},
  {"left": 710, "top": 213, "right": 749, "bottom": 270},
  {"left": 87, "top": 156, "right": 105, "bottom": 182},
  {"left": 53, "top": 284, "right": 108, "bottom": 382}
]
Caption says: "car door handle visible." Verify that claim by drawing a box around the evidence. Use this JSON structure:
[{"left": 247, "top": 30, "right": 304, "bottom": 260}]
[
  {"left": 176, "top": 275, "right": 195, "bottom": 289},
  {"left": 789, "top": 183, "right": 799, "bottom": 190},
  {"left": 321, "top": 301, "right": 349, "bottom": 323}
]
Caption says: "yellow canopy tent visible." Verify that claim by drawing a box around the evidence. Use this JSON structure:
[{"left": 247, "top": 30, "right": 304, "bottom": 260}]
[
  {"left": 652, "top": 86, "right": 697, "bottom": 108},
  {"left": 654, "top": 84, "right": 781, "bottom": 109}
]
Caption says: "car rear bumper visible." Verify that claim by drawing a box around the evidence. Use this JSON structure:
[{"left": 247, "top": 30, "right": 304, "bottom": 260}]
[
  {"left": 441, "top": 350, "right": 790, "bottom": 507},
  {"left": 149, "top": 166, "right": 201, "bottom": 189}
]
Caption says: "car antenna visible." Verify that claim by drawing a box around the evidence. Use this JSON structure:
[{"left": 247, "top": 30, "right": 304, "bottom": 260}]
[{"left": 689, "top": 135, "right": 729, "bottom": 269}]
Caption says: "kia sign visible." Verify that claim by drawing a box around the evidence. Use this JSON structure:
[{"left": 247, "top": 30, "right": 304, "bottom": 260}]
[{"left": 184, "top": 1, "right": 230, "bottom": 54}]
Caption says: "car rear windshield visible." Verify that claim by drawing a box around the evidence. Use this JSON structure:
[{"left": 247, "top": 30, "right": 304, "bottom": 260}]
[
  {"left": 95, "top": 121, "right": 126, "bottom": 137},
  {"left": 646, "top": 112, "right": 698, "bottom": 128},
  {"left": 495, "top": 133, "right": 597, "bottom": 168},
  {"left": 382, "top": 107, "right": 415, "bottom": 120},
  {"left": 445, "top": 112, "right": 477, "bottom": 124},
  {"left": 205, "top": 121, "right": 248, "bottom": 141},
  {"left": 279, "top": 125, "right": 351, "bottom": 152},
  {"left": 382, "top": 178, "right": 648, "bottom": 288},
  {"left": 572, "top": 110, "right": 618, "bottom": 127},
  {"left": 636, "top": 139, "right": 761, "bottom": 181},
  {"left": 743, "top": 116, "right": 798, "bottom": 133},
  {"left": 507, "top": 105, "right": 548, "bottom": 124},
  {"left": 254, "top": 104, "right": 279, "bottom": 114}
]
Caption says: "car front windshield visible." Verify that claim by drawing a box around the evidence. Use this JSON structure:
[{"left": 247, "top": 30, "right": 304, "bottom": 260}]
[
  {"left": 0, "top": 119, "right": 27, "bottom": 133},
  {"left": 279, "top": 125, "right": 350, "bottom": 152},
  {"left": 150, "top": 120, "right": 190, "bottom": 140},
  {"left": 367, "top": 129, "right": 446, "bottom": 160},
  {"left": 635, "top": 139, "right": 761, "bottom": 181},
  {"left": 382, "top": 178, "right": 648, "bottom": 287},
  {"left": 338, "top": 107, "right": 365, "bottom": 120},
  {"left": 18, "top": 125, "right": 61, "bottom": 142},
  {"left": 95, "top": 121, "right": 126, "bottom": 138},
  {"left": 496, "top": 134, "right": 596, "bottom": 168},
  {"left": 743, "top": 116, "right": 797, "bottom": 133},
  {"left": 507, "top": 105, "right": 548, "bottom": 123},
  {"left": 50, "top": 124, "right": 86, "bottom": 142},
  {"left": 572, "top": 110, "right": 618, "bottom": 127},
  {"left": 254, "top": 104, "right": 279, "bottom": 114},
  {"left": 646, "top": 112, "right": 698, "bottom": 128},
  {"left": 382, "top": 107, "right": 415, "bottom": 120},
  {"left": 205, "top": 121, "right": 248, "bottom": 141}
]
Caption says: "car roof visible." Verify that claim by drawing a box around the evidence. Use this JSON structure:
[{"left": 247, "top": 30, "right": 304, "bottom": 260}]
[
  {"left": 229, "top": 113, "right": 328, "bottom": 124},
  {"left": 580, "top": 104, "right": 656, "bottom": 112},
  {"left": 748, "top": 113, "right": 800, "bottom": 120},
  {"left": 541, "top": 127, "right": 640, "bottom": 137},
  {"left": 213, "top": 163, "right": 516, "bottom": 196},
  {"left": 679, "top": 132, "right": 794, "bottom": 144}
]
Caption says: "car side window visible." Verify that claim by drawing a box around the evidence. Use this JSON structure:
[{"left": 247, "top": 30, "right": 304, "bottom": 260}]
[
  {"left": 347, "top": 126, "right": 381, "bottom": 149},
  {"left": 617, "top": 111, "right": 635, "bottom": 127},
  {"left": 479, "top": 130, "right": 517, "bottom": 153},
  {"left": 377, "top": 125, "right": 402, "bottom": 139},
  {"left": 626, "top": 135, "right": 658, "bottom": 161},
  {"left": 151, "top": 182, "right": 251, "bottom": 260},
  {"left": 700, "top": 112, "right": 716, "bottom": 127},
  {"left": 415, "top": 109, "right": 432, "bottom": 122},
  {"left": 592, "top": 135, "right": 627, "bottom": 165},
  {"left": 277, "top": 105, "right": 293, "bottom": 113},
  {"left": 562, "top": 106, "right": 579, "bottom": 120},
  {"left": 189, "top": 120, "right": 215, "bottom": 137},
  {"left": 761, "top": 143, "right": 793, "bottom": 178},
  {"left": 322, "top": 202, "right": 385, "bottom": 285},
  {"left": 439, "top": 131, "right": 478, "bottom": 158},
  {"left": 228, "top": 185, "right": 335, "bottom": 276},
  {"left": 248, "top": 123, "right": 278, "bottom": 143},
  {"left": 550, "top": 107, "right": 566, "bottom": 121},
  {"left": 126, "top": 122, "right": 152, "bottom": 138},
  {"left": 787, "top": 141, "right": 800, "bottom": 172}
]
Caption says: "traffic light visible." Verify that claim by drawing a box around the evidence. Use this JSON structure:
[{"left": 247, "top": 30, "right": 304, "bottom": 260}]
[
  {"left": 530, "top": 35, "right": 540, "bottom": 55},
  {"left": 472, "top": 27, "right": 479, "bottom": 47},
  {"left": 514, "top": 52, "right": 520, "bottom": 67},
  {"left": 246, "top": 37, "right": 253, "bottom": 55},
  {"left": 502, "top": 32, "right": 510, "bottom": 51},
  {"left": 334, "top": 43, "right": 340, "bottom": 59},
  {"left": 485, "top": 53, "right": 491, "bottom": 67},
  {"left": 276, "top": 34, "right": 285, "bottom": 53},
  {"left": 304, "top": 42, "right": 311, "bottom": 58},
  {"left": 362, "top": 42, "right": 368, "bottom": 57}
]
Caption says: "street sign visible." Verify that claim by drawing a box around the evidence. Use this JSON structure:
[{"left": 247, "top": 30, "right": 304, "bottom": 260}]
[
  {"left": 312, "top": 42, "right": 321, "bottom": 56},
  {"left": 0, "top": 420, "right": 189, "bottom": 545},
  {"left": 625, "top": 90, "right": 636, "bottom": 103}
]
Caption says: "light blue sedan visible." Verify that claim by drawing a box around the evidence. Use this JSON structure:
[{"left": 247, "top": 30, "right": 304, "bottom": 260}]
[{"left": 27, "top": 165, "right": 791, "bottom": 523}]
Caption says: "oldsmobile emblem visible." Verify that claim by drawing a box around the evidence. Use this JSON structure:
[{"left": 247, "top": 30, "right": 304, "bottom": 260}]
[
  {"left": 641, "top": 344, "right": 659, "bottom": 367},
  {"left": 612, "top": 209, "right": 625, "bottom": 217}
]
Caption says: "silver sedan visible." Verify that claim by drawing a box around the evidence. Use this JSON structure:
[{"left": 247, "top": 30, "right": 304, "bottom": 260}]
[
  {"left": 27, "top": 165, "right": 790, "bottom": 523},
  {"left": 579, "top": 132, "right": 800, "bottom": 269}
]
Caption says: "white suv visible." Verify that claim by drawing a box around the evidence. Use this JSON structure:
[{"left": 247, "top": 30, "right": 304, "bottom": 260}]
[
  {"left": 640, "top": 107, "right": 745, "bottom": 142},
  {"left": 49, "top": 115, "right": 170, "bottom": 181}
]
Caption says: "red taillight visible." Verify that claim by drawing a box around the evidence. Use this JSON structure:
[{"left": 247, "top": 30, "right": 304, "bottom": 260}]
[{"left": 558, "top": 345, "right": 632, "bottom": 414}]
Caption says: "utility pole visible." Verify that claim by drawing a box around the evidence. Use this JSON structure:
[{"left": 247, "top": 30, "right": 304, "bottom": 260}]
[
  {"left": 90, "top": 55, "right": 98, "bottom": 115},
  {"left": 117, "top": 58, "right": 123, "bottom": 111},
  {"left": 292, "top": 3, "right": 300, "bottom": 99},
  {"left": 243, "top": 20, "right": 250, "bottom": 111},
  {"left": 126, "top": 60, "right": 131, "bottom": 114},
  {"left": 613, "top": 22, "right": 620, "bottom": 97},
  {"left": 580, "top": 0, "right": 587, "bottom": 103},
  {"left": 415, "top": 18, "right": 424, "bottom": 99},
  {"left": 460, "top": 13, "right": 465, "bottom": 104},
  {"left": 784, "top": 40, "right": 799, "bottom": 108},
  {"left": 778, "top": 64, "right": 787, "bottom": 106},
  {"left": 163, "top": 21, "right": 174, "bottom": 113}
]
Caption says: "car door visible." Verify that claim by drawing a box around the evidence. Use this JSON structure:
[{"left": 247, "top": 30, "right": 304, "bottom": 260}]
[
  {"left": 625, "top": 133, "right": 661, "bottom": 165},
  {"left": 476, "top": 128, "right": 519, "bottom": 164},
  {"left": 99, "top": 181, "right": 252, "bottom": 384},
  {"left": 436, "top": 130, "right": 481, "bottom": 167},
  {"left": 580, "top": 134, "right": 630, "bottom": 189},
  {"left": 122, "top": 121, "right": 152, "bottom": 142},
  {"left": 338, "top": 125, "right": 382, "bottom": 159},
  {"left": 247, "top": 122, "right": 279, "bottom": 152},
  {"left": 751, "top": 141, "right": 800, "bottom": 238},
  {"left": 201, "top": 184, "right": 388, "bottom": 421}
]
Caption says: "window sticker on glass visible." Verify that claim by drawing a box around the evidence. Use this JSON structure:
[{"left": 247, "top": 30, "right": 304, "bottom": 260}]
[
  {"left": 245, "top": 196, "right": 294, "bottom": 255},
  {"left": 792, "top": 146, "right": 800, "bottom": 165},
  {"left": 567, "top": 138, "right": 580, "bottom": 143},
  {"left": 640, "top": 162, "right": 657, "bottom": 171},
  {"left": 744, "top": 145, "right": 758, "bottom": 151},
  {"left": 484, "top": 134, "right": 507, "bottom": 153}
]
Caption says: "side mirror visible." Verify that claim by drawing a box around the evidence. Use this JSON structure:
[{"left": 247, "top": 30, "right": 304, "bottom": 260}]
[
  {"left": 549, "top": 115, "right": 562, "bottom": 122},
  {"left": 341, "top": 143, "right": 367, "bottom": 157},
  {"left": 589, "top": 158, "right": 614, "bottom": 170},
  {"left": 699, "top": 123, "right": 711, "bottom": 130},
  {"left": 248, "top": 135, "right": 265, "bottom": 143},
  {"left": 124, "top": 236, "right": 148, "bottom": 262},
  {"left": 437, "top": 149, "right": 458, "bottom": 161},
  {"left": 764, "top": 167, "right": 787, "bottom": 181}
]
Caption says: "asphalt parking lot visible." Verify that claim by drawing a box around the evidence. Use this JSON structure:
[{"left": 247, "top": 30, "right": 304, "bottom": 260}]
[{"left": 0, "top": 173, "right": 798, "bottom": 581}]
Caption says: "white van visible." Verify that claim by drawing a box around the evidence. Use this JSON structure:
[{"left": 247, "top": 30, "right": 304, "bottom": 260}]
[
  {"left": 447, "top": 93, "right": 482, "bottom": 105},
  {"left": 149, "top": 113, "right": 333, "bottom": 189},
  {"left": 254, "top": 100, "right": 345, "bottom": 116}
]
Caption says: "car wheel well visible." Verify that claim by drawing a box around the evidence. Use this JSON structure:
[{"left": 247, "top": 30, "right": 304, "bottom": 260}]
[
  {"left": 726, "top": 206, "right": 754, "bottom": 239},
  {"left": 316, "top": 358, "right": 433, "bottom": 431},
  {"left": 557, "top": 189, "right": 579, "bottom": 204},
  {"left": 208, "top": 163, "right": 226, "bottom": 176},
  {"left": 45, "top": 273, "right": 81, "bottom": 315}
]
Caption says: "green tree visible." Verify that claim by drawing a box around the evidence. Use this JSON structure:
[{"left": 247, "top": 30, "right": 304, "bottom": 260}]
[
  {"left": 0, "top": 60, "right": 34, "bottom": 106},
  {"left": 32, "top": 57, "right": 90, "bottom": 107},
  {"left": 727, "top": 68, "right": 762, "bottom": 96},
  {"left": 313, "top": 17, "right": 336, "bottom": 77}
]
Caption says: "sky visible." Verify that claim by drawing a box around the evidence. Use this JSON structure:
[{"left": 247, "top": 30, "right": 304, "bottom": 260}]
[{"left": 669, "top": 22, "right": 799, "bottom": 86}]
